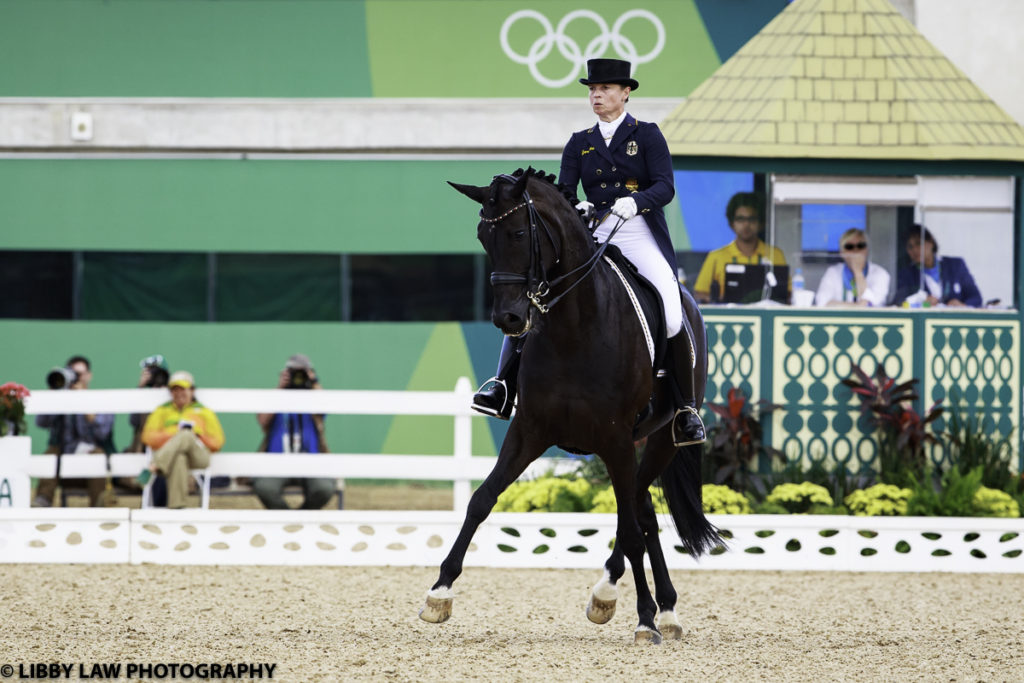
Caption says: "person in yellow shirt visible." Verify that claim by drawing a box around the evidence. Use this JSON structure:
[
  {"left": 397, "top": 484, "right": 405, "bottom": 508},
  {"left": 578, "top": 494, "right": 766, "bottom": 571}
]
[
  {"left": 139, "top": 370, "right": 224, "bottom": 508},
  {"left": 693, "top": 192, "right": 787, "bottom": 303}
]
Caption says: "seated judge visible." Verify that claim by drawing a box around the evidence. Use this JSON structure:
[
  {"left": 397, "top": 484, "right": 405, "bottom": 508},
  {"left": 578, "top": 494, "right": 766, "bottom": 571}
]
[
  {"left": 693, "top": 192, "right": 787, "bottom": 303},
  {"left": 892, "top": 226, "right": 981, "bottom": 307},
  {"left": 815, "top": 228, "right": 891, "bottom": 307}
]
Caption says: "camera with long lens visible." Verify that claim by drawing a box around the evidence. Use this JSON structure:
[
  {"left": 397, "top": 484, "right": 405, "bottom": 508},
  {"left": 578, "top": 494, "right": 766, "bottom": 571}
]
[
  {"left": 46, "top": 366, "right": 79, "bottom": 390},
  {"left": 140, "top": 354, "right": 170, "bottom": 388},
  {"left": 286, "top": 368, "right": 315, "bottom": 390}
]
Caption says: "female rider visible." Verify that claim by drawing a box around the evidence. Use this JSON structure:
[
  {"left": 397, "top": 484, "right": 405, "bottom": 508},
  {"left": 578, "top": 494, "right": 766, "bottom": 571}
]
[{"left": 472, "top": 58, "right": 705, "bottom": 447}]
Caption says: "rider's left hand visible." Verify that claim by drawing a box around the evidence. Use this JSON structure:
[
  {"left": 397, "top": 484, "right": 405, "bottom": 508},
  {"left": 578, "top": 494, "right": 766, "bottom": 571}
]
[{"left": 611, "top": 196, "right": 637, "bottom": 220}]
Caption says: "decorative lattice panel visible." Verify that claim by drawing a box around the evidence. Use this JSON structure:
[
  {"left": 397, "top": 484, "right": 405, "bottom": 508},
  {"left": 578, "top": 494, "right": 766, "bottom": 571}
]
[
  {"left": 771, "top": 316, "right": 914, "bottom": 470},
  {"left": 705, "top": 315, "right": 762, "bottom": 414},
  {"left": 924, "top": 319, "right": 1020, "bottom": 470}
]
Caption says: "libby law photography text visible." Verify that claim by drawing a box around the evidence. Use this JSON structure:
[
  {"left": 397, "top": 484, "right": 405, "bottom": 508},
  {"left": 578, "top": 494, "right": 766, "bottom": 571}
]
[{"left": 2, "top": 663, "right": 277, "bottom": 680}]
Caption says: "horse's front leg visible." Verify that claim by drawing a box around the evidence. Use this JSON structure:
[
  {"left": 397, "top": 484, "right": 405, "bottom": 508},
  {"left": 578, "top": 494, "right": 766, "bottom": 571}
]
[
  {"left": 419, "top": 418, "right": 544, "bottom": 623},
  {"left": 602, "top": 436, "right": 661, "bottom": 644}
]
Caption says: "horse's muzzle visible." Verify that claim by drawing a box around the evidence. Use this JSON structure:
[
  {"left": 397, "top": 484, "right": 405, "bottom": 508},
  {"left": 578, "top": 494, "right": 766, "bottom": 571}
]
[{"left": 494, "top": 309, "right": 531, "bottom": 337}]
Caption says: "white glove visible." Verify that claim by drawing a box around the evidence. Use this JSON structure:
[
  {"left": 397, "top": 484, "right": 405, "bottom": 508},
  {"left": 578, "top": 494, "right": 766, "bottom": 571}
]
[
  {"left": 574, "top": 200, "right": 594, "bottom": 218},
  {"left": 611, "top": 196, "right": 637, "bottom": 220}
]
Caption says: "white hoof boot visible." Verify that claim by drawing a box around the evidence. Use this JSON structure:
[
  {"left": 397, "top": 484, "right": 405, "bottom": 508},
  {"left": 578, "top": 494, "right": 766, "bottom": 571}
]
[
  {"left": 586, "top": 572, "right": 618, "bottom": 624},
  {"left": 657, "top": 610, "right": 683, "bottom": 640},
  {"left": 634, "top": 625, "right": 663, "bottom": 645},
  {"left": 419, "top": 586, "right": 454, "bottom": 624}
]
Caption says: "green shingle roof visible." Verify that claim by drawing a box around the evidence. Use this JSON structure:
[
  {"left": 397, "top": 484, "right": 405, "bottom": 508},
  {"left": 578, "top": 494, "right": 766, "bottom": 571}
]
[{"left": 661, "top": 0, "right": 1024, "bottom": 161}]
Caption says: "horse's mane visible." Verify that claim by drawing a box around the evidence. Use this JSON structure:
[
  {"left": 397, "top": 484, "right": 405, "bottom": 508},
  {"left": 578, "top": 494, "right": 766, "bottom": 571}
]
[{"left": 509, "top": 167, "right": 580, "bottom": 209}]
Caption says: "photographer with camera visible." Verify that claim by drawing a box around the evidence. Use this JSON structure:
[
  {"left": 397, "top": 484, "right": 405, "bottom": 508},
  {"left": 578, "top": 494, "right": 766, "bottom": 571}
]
[
  {"left": 33, "top": 355, "right": 116, "bottom": 507},
  {"left": 252, "top": 354, "right": 333, "bottom": 510},
  {"left": 139, "top": 370, "right": 225, "bottom": 509},
  {"left": 127, "top": 354, "right": 171, "bottom": 453}
]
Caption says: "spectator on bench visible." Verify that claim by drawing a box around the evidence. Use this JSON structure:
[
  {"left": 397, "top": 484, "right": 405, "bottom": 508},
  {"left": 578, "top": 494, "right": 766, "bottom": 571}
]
[
  {"left": 252, "top": 354, "right": 334, "bottom": 510},
  {"left": 138, "top": 370, "right": 224, "bottom": 509},
  {"left": 33, "top": 354, "right": 117, "bottom": 508}
]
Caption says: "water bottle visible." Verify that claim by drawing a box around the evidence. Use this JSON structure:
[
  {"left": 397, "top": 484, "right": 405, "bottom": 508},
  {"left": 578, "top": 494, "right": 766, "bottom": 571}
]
[{"left": 791, "top": 267, "right": 805, "bottom": 305}]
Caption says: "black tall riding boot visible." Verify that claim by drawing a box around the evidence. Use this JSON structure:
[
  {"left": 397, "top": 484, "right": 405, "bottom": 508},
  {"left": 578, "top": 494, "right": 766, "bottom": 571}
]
[
  {"left": 472, "top": 336, "right": 523, "bottom": 419},
  {"left": 669, "top": 329, "right": 707, "bottom": 447}
]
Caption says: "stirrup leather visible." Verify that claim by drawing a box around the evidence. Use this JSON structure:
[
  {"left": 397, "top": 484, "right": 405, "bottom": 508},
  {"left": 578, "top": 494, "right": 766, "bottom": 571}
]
[
  {"left": 471, "top": 377, "right": 512, "bottom": 418},
  {"left": 671, "top": 406, "right": 706, "bottom": 448}
]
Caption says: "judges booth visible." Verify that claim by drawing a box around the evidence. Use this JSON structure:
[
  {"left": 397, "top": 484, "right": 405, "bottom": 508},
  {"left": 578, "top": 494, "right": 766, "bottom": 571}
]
[{"left": 697, "top": 172, "right": 1021, "bottom": 474}]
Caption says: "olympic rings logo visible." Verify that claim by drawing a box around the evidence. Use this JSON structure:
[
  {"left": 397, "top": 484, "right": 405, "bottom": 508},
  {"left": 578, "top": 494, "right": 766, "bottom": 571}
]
[{"left": 500, "top": 9, "right": 665, "bottom": 89}]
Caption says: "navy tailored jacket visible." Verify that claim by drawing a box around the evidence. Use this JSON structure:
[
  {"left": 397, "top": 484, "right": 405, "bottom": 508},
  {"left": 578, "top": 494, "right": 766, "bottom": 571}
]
[
  {"left": 892, "top": 256, "right": 982, "bottom": 307},
  {"left": 558, "top": 114, "right": 678, "bottom": 272}
]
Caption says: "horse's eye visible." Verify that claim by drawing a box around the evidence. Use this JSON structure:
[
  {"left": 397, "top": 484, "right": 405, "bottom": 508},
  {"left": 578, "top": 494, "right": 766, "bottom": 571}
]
[{"left": 513, "top": 229, "right": 526, "bottom": 239}]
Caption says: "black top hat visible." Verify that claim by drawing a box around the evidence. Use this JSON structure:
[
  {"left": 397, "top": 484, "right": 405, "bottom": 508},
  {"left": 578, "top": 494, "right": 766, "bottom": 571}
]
[{"left": 579, "top": 58, "right": 639, "bottom": 91}]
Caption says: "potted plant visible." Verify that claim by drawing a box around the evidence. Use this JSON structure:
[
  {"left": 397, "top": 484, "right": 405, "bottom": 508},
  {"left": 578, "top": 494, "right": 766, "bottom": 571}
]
[
  {"left": 0, "top": 382, "right": 30, "bottom": 436},
  {"left": 703, "top": 387, "right": 784, "bottom": 496}
]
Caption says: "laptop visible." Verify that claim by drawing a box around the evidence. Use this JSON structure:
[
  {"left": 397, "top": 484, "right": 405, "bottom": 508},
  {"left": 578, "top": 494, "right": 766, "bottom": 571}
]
[{"left": 722, "top": 263, "right": 790, "bottom": 304}]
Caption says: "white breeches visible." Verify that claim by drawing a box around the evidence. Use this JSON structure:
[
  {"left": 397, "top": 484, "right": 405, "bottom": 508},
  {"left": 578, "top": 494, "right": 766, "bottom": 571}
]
[{"left": 594, "top": 215, "right": 682, "bottom": 337}]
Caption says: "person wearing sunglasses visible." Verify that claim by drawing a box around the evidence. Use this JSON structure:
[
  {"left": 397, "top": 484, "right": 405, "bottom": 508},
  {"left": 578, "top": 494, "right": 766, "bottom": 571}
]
[{"left": 815, "top": 228, "right": 891, "bottom": 307}]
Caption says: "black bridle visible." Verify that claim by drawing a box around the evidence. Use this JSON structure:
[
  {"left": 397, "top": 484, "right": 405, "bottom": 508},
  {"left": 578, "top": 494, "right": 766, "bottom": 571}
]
[{"left": 482, "top": 174, "right": 625, "bottom": 314}]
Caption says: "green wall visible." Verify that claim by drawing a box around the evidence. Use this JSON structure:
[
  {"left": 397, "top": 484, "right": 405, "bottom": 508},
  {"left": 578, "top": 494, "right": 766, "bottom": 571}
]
[
  {"left": 0, "top": 158, "right": 554, "bottom": 253},
  {"left": 3, "top": 320, "right": 505, "bottom": 459}
]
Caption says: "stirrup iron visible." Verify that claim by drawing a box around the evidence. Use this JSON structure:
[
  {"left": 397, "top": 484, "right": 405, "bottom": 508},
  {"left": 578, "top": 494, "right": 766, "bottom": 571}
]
[{"left": 672, "top": 406, "right": 706, "bottom": 448}]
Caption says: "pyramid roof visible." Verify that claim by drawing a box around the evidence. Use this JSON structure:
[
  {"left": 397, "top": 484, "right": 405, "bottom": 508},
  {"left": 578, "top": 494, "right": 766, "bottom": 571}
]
[{"left": 661, "top": 0, "right": 1024, "bottom": 162}]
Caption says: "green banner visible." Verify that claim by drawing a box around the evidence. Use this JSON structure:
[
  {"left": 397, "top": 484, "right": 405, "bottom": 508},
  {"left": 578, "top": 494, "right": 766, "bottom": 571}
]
[{"left": 367, "top": 0, "right": 718, "bottom": 97}]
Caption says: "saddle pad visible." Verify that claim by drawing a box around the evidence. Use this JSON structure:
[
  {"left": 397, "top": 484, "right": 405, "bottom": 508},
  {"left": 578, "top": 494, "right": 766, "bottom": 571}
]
[{"left": 601, "top": 244, "right": 667, "bottom": 369}]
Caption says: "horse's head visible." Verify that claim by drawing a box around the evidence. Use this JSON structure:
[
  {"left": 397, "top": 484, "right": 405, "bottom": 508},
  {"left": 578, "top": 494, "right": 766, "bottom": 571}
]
[{"left": 450, "top": 170, "right": 567, "bottom": 337}]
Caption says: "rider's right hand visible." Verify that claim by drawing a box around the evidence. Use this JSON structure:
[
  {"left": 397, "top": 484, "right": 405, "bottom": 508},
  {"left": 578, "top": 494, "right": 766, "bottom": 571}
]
[{"left": 574, "top": 200, "right": 595, "bottom": 220}]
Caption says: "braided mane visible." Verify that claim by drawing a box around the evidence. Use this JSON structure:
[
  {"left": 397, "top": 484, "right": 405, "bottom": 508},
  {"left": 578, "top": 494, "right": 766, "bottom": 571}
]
[{"left": 510, "top": 167, "right": 580, "bottom": 208}]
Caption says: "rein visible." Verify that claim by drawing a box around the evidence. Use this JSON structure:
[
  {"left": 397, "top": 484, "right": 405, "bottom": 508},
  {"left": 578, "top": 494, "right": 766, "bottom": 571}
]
[{"left": 484, "top": 174, "right": 624, "bottom": 314}]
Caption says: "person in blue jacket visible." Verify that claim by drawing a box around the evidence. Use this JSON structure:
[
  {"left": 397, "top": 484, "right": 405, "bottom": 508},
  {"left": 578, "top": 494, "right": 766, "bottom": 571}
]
[
  {"left": 893, "top": 226, "right": 982, "bottom": 307},
  {"left": 472, "top": 58, "right": 705, "bottom": 447}
]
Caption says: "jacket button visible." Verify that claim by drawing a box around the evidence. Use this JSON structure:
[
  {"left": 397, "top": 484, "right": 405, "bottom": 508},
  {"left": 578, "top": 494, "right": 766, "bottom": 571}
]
[
  {"left": 614, "top": 182, "right": 621, "bottom": 187},
  {"left": 611, "top": 167, "right": 617, "bottom": 171},
  {"left": 596, "top": 169, "right": 602, "bottom": 175},
  {"left": 600, "top": 183, "right": 606, "bottom": 188}
]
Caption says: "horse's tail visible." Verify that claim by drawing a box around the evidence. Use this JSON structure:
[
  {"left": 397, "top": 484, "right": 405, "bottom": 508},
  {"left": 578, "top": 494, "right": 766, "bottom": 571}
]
[{"left": 660, "top": 443, "right": 722, "bottom": 558}]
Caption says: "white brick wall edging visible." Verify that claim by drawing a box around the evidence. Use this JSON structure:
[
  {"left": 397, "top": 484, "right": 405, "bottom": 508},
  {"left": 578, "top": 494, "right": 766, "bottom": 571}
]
[{"left": 2, "top": 509, "right": 1022, "bottom": 573}]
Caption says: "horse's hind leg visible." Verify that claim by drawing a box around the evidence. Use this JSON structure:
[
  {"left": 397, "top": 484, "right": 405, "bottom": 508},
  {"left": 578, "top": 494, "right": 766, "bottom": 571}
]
[
  {"left": 635, "top": 429, "right": 684, "bottom": 639},
  {"left": 420, "top": 419, "right": 544, "bottom": 623},
  {"left": 602, "top": 437, "right": 661, "bottom": 644}
]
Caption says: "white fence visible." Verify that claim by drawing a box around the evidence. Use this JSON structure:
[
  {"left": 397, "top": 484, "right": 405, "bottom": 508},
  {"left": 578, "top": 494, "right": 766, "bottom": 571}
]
[
  {"left": 3, "top": 507, "right": 1023, "bottom": 573},
  {"left": 0, "top": 378, "right": 569, "bottom": 511}
]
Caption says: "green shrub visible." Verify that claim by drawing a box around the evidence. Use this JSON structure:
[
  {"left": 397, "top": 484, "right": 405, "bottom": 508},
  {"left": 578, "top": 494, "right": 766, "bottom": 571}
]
[
  {"left": 906, "top": 466, "right": 982, "bottom": 517},
  {"left": 752, "top": 501, "right": 790, "bottom": 515},
  {"left": 702, "top": 484, "right": 752, "bottom": 514},
  {"left": 845, "top": 484, "right": 912, "bottom": 516},
  {"left": 493, "top": 477, "right": 593, "bottom": 512},
  {"left": 765, "top": 482, "right": 834, "bottom": 514},
  {"left": 973, "top": 486, "right": 1020, "bottom": 518},
  {"left": 589, "top": 485, "right": 669, "bottom": 513}
]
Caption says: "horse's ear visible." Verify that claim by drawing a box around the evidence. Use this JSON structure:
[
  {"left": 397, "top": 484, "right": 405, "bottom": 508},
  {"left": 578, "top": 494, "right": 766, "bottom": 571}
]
[
  {"left": 510, "top": 171, "right": 530, "bottom": 199},
  {"left": 448, "top": 181, "right": 489, "bottom": 205}
]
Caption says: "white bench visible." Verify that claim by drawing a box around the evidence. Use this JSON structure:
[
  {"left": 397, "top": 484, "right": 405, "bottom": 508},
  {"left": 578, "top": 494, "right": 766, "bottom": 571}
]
[{"left": 4, "top": 378, "right": 574, "bottom": 510}]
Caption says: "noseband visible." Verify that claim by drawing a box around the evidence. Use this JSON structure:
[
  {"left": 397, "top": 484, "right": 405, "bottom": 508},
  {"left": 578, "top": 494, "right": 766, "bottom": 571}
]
[{"left": 482, "top": 174, "right": 625, "bottom": 315}]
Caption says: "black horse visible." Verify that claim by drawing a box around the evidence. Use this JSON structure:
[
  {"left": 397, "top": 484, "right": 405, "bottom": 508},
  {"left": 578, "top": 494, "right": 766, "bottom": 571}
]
[{"left": 419, "top": 169, "right": 721, "bottom": 644}]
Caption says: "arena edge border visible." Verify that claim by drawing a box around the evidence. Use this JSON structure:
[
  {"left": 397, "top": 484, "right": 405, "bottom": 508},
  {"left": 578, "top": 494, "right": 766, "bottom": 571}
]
[{"left": 1, "top": 509, "right": 1022, "bottom": 573}]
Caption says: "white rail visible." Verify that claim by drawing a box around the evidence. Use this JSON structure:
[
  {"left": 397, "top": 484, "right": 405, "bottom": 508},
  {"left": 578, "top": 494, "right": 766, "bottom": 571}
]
[{"left": 2, "top": 378, "right": 573, "bottom": 510}]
